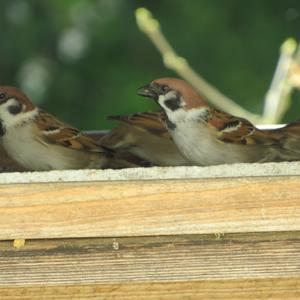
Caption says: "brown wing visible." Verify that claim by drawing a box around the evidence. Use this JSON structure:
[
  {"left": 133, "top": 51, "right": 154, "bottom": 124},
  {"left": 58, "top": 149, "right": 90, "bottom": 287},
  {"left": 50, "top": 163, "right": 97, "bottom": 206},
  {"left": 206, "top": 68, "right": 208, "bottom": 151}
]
[
  {"left": 278, "top": 119, "right": 300, "bottom": 135},
  {"left": 108, "top": 111, "right": 171, "bottom": 139},
  {"left": 35, "top": 110, "right": 104, "bottom": 152},
  {"left": 270, "top": 119, "right": 300, "bottom": 154},
  {"left": 208, "top": 109, "right": 279, "bottom": 146}
]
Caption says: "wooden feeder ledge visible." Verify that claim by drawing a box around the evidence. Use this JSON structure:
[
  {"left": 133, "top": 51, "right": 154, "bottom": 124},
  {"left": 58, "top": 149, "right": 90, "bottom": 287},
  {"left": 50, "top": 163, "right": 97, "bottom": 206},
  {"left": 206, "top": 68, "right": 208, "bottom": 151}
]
[{"left": 0, "top": 161, "right": 300, "bottom": 299}]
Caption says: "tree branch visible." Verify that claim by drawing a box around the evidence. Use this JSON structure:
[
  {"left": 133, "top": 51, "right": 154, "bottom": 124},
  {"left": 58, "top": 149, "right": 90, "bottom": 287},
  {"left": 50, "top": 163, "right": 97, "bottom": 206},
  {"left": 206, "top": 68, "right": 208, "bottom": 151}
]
[
  {"left": 136, "top": 8, "right": 262, "bottom": 123},
  {"left": 263, "top": 39, "right": 297, "bottom": 124},
  {"left": 135, "top": 8, "right": 299, "bottom": 125}
]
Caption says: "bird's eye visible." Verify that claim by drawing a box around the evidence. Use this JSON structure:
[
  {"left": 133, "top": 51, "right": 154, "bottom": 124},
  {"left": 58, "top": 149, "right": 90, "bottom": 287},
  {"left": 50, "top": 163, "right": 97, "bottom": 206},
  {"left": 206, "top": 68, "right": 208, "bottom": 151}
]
[
  {"left": 0, "top": 93, "right": 6, "bottom": 100},
  {"left": 162, "top": 85, "right": 169, "bottom": 92}
]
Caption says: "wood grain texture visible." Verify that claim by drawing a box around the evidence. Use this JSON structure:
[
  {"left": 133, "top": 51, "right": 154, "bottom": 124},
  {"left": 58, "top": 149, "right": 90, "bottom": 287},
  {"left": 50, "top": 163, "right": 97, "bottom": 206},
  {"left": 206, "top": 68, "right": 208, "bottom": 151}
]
[
  {"left": 0, "top": 176, "right": 300, "bottom": 239},
  {"left": 0, "top": 232, "right": 300, "bottom": 286},
  {"left": 1, "top": 278, "right": 300, "bottom": 300}
]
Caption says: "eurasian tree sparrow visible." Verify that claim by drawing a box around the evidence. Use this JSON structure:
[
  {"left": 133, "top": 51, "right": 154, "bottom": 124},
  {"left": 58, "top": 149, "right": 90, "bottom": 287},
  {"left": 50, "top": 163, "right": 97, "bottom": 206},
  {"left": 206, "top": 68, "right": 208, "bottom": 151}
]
[
  {"left": 138, "top": 78, "right": 300, "bottom": 166},
  {"left": 101, "top": 112, "right": 190, "bottom": 166},
  {"left": 0, "top": 86, "right": 132, "bottom": 171}
]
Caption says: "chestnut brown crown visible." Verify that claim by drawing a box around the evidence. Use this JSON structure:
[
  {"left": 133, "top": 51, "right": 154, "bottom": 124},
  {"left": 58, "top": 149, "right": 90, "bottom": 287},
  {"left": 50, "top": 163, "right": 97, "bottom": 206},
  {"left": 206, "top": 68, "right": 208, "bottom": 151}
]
[
  {"left": 0, "top": 86, "right": 35, "bottom": 112},
  {"left": 138, "top": 77, "right": 207, "bottom": 109}
]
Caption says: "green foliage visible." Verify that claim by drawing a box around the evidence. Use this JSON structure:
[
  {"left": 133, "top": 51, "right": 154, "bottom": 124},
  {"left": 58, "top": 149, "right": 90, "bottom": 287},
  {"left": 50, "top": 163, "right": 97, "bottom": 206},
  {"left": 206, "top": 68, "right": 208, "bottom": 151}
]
[{"left": 0, "top": 0, "right": 299, "bottom": 129}]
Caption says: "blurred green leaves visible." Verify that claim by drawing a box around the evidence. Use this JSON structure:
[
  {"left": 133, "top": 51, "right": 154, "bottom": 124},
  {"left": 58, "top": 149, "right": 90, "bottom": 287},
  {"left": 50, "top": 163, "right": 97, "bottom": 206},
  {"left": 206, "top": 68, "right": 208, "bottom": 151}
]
[{"left": 0, "top": 0, "right": 299, "bottom": 129}]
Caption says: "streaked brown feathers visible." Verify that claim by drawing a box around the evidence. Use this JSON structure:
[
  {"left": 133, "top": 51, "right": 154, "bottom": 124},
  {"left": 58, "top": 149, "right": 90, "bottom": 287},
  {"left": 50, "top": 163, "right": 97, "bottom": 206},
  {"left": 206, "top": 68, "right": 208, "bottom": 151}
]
[{"left": 35, "top": 110, "right": 104, "bottom": 152}]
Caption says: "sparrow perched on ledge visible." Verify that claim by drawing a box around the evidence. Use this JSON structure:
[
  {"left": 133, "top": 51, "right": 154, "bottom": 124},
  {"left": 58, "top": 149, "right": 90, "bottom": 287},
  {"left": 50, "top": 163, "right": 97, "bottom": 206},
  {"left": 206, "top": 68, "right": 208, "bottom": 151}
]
[
  {"left": 138, "top": 77, "right": 300, "bottom": 166},
  {"left": 0, "top": 86, "right": 132, "bottom": 171},
  {"left": 100, "top": 112, "right": 190, "bottom": 166}
]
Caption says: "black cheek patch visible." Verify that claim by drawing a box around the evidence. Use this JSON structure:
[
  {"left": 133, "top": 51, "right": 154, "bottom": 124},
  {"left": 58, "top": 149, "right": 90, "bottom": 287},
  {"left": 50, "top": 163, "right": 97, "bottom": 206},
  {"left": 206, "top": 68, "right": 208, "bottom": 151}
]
[
  {"left": 0, "top": 120, "right": 6, "bottom": 137},
  {"left": 8, "top": 103, "right": 22, "bottom": 115},
  {"left": 164, "top": 98, "right": 181, "bottom": 111}
]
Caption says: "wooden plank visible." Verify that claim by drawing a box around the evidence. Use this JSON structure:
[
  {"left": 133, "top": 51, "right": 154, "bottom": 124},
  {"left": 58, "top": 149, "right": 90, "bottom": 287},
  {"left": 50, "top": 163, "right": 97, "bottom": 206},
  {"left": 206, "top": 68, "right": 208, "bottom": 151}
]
[
  {"left": 0, "top": 232, "right": 300, "bottom": 286},
  {"left": 1, "top": 278, "right": 300, "bottom": 300},
  {"left": 0, "top": 176, "right": 300, "bottom": 239}
]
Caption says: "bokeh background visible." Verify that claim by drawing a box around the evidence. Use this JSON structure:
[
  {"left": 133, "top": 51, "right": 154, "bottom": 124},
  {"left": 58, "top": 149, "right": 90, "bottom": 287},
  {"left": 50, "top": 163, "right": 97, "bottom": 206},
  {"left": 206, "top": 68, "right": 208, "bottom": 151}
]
[{"left": 0, "top": 0, "right": 300, "bottom": 129}]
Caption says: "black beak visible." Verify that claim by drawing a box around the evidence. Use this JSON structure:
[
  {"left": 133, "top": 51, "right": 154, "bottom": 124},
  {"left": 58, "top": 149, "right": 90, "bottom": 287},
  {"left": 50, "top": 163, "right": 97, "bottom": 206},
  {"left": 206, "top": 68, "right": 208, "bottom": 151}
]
[{"left": 137, "top": 84, "right": 158, "bottom": 101}]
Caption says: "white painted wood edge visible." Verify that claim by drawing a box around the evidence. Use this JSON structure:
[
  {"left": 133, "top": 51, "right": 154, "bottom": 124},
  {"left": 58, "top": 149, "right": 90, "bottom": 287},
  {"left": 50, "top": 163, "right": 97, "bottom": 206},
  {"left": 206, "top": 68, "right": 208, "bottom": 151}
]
[{"left": 0, "top": 161, "right": 299, "bottom": 184}]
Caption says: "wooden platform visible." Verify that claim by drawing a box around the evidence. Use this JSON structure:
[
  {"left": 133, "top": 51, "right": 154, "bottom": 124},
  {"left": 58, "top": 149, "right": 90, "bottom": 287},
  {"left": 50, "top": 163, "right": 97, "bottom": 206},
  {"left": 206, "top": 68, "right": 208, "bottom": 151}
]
[{"left": 0, "top": 174, "right": 300, "bottom": 299}]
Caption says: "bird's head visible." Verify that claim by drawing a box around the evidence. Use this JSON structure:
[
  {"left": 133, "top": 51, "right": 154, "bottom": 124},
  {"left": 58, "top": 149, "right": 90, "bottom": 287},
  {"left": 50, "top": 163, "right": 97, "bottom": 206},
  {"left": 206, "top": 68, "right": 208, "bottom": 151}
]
[
  {"left": 0, "top": 86, "right": 37, "bottom": 129},
  {"left": 137, "top": 78, "right": 207, "bottom": 116}
]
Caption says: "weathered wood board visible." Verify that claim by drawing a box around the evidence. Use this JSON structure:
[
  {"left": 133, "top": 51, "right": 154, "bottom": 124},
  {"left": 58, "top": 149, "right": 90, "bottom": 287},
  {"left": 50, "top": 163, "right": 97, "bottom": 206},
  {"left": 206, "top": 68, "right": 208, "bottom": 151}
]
[
  {"left": 0, "top": 176, "right": 299, "bottom": 240},
  {"left": 1, "top": 233, "right": 300, "bottom": 299},
  {"left": 2, "top": 278, "right": 300, "bottom": 300}
]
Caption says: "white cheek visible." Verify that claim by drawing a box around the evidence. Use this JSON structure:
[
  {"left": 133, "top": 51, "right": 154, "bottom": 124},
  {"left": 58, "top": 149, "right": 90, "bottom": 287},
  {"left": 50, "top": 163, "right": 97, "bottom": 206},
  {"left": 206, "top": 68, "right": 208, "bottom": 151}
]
[
  {"left": 0, "top": 98, "right": 37, "bottom": 129},
  {"left": 0, "top": 98, "right": 19, "bottom": 109},
  {"left": 0, "top": 98, "right": 20, "bottom": 120},
  {"left": 158, "top": 91, "right": 177, "bottom": 108},
  {"left": 158, "top": 92, "right": 187, "bottom": 122},
  {"left": 158, "top": 95, "right": 167, "bottom": 108}
]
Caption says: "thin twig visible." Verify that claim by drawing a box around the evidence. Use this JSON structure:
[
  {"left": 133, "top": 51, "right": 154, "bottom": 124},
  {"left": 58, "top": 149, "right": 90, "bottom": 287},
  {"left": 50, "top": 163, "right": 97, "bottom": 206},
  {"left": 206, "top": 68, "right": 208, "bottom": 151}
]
[
  {"left": 136, "top": 8, "right": 262, "bottom": 124},
  {"left": 289, "top": 62, "right": 300, "bottom": 88},
  {"left": 288, "top": 42, "right": 300, "bottom": 89},
  {"left": 263, "top": 39, "right": 297, "bottom": 124}
]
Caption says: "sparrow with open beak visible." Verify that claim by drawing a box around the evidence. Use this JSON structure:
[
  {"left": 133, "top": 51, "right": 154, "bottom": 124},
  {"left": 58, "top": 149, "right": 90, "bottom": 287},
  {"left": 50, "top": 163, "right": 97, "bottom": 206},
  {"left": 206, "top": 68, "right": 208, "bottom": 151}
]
[
  {"left": 0, "top": 86, "right": 132, "bottom": 171},
  {"left": 100, "top": 112, "right": 190, "bottom": 166},
  {"left": 137, "top": 78, "right": 300, "bottom": 166}
]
